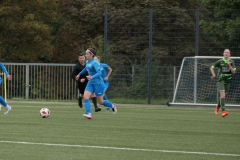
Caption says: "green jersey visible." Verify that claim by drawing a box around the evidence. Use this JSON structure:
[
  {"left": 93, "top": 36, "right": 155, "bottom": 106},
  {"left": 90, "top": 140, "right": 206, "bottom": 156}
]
[{"left": 211, "top": 58, "right": 236, "bottom": 84}]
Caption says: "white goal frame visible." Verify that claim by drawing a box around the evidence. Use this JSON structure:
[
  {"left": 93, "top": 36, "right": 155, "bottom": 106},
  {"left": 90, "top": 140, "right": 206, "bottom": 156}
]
[{"left": 169, "top": 56, "right": 240, "bottom": 107}]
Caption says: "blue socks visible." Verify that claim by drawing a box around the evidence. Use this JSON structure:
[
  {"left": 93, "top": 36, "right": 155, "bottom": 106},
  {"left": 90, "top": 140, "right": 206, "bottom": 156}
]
[
  {"left": 84, "top": 99, "right": 91, "bottom": 114},
  {"left": 84, "top": 98, "right": 113, "bottom": 114},
  {"left": 103, "top": 100, "right": 113, "bottom": 108},
  {"left": 0, "top": 96, "right": 7, "bottom": 107},
  {"left": 103, "top": 94, "right": 108, "bottom": 100}
]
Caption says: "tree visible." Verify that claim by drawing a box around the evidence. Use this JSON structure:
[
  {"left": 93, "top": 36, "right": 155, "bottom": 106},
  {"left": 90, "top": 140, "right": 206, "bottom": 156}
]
[
  {"left": 53, "top": 0, "right": 108, "bottom": 63},
  {"left": 56, "top": 0, "right": 203, "bottom": 63},
  {"left": 0, "top": 0, "right": 58, "bottom": 62},
  {"left": 200, "top": 0, "right": 240, "bottom": 56}
]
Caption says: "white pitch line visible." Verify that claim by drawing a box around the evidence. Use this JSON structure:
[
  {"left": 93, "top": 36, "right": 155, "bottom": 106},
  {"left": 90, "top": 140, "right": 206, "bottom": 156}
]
[{"left": 0, "top": 140, "right": 239, "bottom": 157}]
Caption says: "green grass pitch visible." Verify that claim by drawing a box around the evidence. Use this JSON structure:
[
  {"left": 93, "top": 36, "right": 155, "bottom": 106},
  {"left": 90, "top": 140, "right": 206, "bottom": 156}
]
[{"left": 0, "top": 102, "right": 240, "bottom": 160}]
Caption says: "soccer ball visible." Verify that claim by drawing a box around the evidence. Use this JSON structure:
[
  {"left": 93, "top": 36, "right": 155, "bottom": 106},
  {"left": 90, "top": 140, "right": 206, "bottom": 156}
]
[{"left": 40, "top": 108, "right": 50, "bottom": 118}]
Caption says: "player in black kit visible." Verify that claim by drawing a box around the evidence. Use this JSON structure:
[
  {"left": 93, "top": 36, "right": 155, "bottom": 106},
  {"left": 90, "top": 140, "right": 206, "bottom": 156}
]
[{"left": 72, "top": 53, "right": 101, "bottom": 112}]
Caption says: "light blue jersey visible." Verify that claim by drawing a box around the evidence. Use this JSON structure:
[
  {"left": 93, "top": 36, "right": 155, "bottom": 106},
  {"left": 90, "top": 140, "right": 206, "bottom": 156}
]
[
  {"left": 100, "top": 63, "right": 110, "bottom": 90},
  {"left": 0, "top": 63, "right": 9, "bottom": 76},
  {"left": 79, "top": 58, "right": 103, "bottom": 84},
  {"left": 78, "top": 57, "right": 116, "bottom": 115},
  {"left": 0, "top": 63, "right": 9, "bottom": 85},
  {"left": 0, "top": 63, "right": 10, "bottom": 109}
]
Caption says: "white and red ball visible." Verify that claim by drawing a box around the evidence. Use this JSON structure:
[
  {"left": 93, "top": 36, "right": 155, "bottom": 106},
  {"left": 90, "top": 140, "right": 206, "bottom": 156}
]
[{"left": 39, "top": 108, "right": 50, "bottom": 118}]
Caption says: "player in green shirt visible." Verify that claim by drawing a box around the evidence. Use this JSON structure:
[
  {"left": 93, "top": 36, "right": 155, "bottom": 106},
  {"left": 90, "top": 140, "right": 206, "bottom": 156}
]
[{"left": 210, "top": 49, "right": 236, "bottom": 117}]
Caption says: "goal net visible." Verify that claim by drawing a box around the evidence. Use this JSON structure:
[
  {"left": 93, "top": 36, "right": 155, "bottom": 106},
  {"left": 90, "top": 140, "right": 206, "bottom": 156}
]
[{"left": 171, "top": 56, "right": 240, "bottom": 107}]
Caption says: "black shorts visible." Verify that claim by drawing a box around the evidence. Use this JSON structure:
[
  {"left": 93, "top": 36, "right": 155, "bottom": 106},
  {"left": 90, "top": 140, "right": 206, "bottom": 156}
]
[{"left": 77, "top": 81, "right": 87, "bottom": 95}]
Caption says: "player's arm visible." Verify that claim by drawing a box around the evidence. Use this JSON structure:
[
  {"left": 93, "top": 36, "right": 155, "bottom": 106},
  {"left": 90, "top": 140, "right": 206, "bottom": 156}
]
[
  {"left": 227, "top": 61, "right": 236, "bottom": 74},
  {"left": 210, "top": 61, "right": 220, "bottom": 79},
  {"left": 91, "top": 69, "right": 101, "bottom": 79},
  {"left": 79, "top": 72, "right": 88, "bottom": 79},
  {"left": 91, "top": 63, "right": 102, "bottom": 79},
  {"left": 105, "top": 65, "right": 112, "bottom": 81},
  {"left": 76, "top": 67, "right": 87, "bottom": 80},
  {"left": 0, "top": 63, "right": 12, "bottom": 80},
  {"left": 86, "top": 62, "right": 101, "bottom": 80},
  {"left": 71, "top": 65, "right": 78, "bottom": 81},
  {"left": 79, "top": 67, "right": 87, "bottom": 75},
  {"left": 210, "top": 67, "right": 216, "bottom": 79},
  {"left": 79, "top": 72, "right": 88, "bottom": 83},
  {"left": 0, "top": 63, "right": 9, "bottom": 76}
]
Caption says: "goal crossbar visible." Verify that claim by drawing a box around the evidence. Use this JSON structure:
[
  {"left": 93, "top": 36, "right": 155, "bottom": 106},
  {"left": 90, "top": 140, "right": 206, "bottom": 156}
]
[{"left": 194, "top": 56, "right": 240, "bottom": 59}]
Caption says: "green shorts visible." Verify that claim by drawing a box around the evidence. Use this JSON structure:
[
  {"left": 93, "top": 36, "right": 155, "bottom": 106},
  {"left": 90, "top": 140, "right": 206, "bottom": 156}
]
[{"left": 217, "top": 82, "right": 230, "bottom": 93}]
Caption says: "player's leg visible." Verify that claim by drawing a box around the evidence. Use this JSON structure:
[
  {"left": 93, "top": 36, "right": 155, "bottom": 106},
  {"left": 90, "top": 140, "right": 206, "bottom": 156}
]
[
  {"left": 78, "top": 82, "right": 87, "bottom": 108},
  {"left": 103, "top": 82, "right": 109, "bottom": 100},
  {"left": 224, "top": 83, "right": 230, "bottom": 95},
  {"left": 220, "top": 90, "right": 228, "bottom": 117},
  {"left": 82, "top": 83, "right": 94, "bottom": 119},
  {"left": 0, "top": 77, "right": 2, "bottom": 111},
  {"left": 91, "top": 93, "right": 101, "bottom": 112},
  {"left": 95, "top": 84, "right": 117, "bottom": 114},
  {"left": 78, "top": 86, "right": 84, "bottom": 108},
  {"left": 215, "top": 82, "right": 224, "bottom": 115},
  {"left": 216, "top": 98, "right": 220, "bottom": 115},
  {"left": 217, "top": 82, "right": 228, "bottom": 117},
  {"left": 0, "top": 96, "right": 11, "bottom": 114},
  {"left": 221, "top": 83, "right": 230, "bottom": 117},
  {"left": 103, "top": 93, "right": 108, "bottom": 100},
  {"left": 78, "top": 94, "right": 83, "bottom": 108},
  {"left": 219, "top": 91, "right": 226, "bottom": 110},
  {"left": 103, "top": 82, "right": 111, "bottom": 112},
  {"left": 105, "top": 91, "right": 111, "bottom": 112},
  {"left": 96, "top": 96, "right": 117, "bottom": 114}
]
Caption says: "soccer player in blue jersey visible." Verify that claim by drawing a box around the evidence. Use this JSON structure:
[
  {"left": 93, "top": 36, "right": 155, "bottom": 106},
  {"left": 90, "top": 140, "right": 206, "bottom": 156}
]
[
  {"left": 210, "top": 49, "right": 236, "bottom": 117},
  {"left": 75, "top": 48, "right": 117, "bottom": 119},
  {"left": 71, "top": 53, "right": 101, "bottom": 112},
  {"left": 94, "top": 56, "right": 113, "bottom": 112},
  {"left": 0, "top": 63, "right": 12, "bottom": 114}
]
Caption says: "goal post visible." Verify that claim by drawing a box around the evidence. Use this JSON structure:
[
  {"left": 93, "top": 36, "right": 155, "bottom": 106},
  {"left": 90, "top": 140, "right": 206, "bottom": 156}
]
[{"left": 169, "top": 56, "right": 240, "bottom": 107}]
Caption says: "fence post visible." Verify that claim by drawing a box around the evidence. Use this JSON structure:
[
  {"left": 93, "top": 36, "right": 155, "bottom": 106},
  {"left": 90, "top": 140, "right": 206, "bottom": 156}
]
[
  {"left": 104, "top": 9, "right": 108, "bottom": 63},
  {"left": 173, "top": 66, "right": 176, "bottom": 97},
  {"left": 195, "top": 9, "right": 199, "bottom": 56},
  {"left": 25, "top": 63, "right": 29, "bottom": 99},
  {"left": 132, "top": 66, "right": 134, "bottom": 83},
  {"left": 194, "top": 9, "right": 200, "bottom": 103},
  {"left": 148, "top": 9, "right": 153, "bottom": 104}
]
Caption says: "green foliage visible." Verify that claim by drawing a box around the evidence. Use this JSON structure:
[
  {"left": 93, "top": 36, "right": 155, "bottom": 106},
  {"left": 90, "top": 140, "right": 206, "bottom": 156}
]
[
  {"left": 55, "top": 0, "right": 203, "bottom": 63},
  {"left": 0, "top": 0, "right": 238, "bottom": 62},
  {"left": 0, "top": 0, "right": 58, "bottom": 62},
  {"left": 54, "top": 0, "right": 107, "bottom": 62},
  {"left": 107, "top": 59, "right": 174, "bottom": 100},
  {"left": 0, "top": 0, "right": 212, "bottom": 63},
  {"left": 200, "top": 0, "right": 240, "bottom": 55}
]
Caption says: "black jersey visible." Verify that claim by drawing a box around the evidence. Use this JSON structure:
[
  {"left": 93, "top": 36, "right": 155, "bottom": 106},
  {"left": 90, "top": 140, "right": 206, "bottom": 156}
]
[
  {"left": 71, "top": 62, "right": 88, "bottom": 84},
  {"left": 211, "top": 58, "right": 236, "bottom": 84}
]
